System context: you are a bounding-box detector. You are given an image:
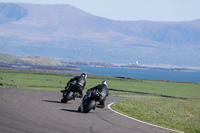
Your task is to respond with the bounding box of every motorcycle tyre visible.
[61,91,73,103]
[61,98,67,103]
[83,100,96,113]
[65,91,74,101]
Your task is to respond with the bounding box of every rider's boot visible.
[61,86,68,93]
[96,102,105,109]
[78,104,83,112]
[77,91,83,98]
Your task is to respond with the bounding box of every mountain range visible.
[0,3,200,67]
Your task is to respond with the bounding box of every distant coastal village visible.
[0,54,193,73]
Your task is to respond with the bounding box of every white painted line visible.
[107,102,183,133]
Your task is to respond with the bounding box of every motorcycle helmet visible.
[102,80,108,86]
[81,73,87,79]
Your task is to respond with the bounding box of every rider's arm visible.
[87,85,99,92]
[69,76,78,82]
[107,88,109,96]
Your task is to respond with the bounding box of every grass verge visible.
[112,98,200,133]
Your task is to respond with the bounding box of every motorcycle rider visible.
[78,80,109,111]
[61,73,87,98]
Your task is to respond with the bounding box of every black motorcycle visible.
[79,91,103,113]
[60,82,82,103]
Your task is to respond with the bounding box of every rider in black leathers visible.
[78,80,109,111]
[61,73,87,98]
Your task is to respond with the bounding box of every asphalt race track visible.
[0,88,179,133]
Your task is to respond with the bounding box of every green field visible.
[1,69,200,98]
[0,69,200,133]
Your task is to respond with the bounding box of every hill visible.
[0,53,81,73]
[0,3,200,67]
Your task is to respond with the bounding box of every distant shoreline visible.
[77,64,194,72]
[0,62,194,73]
[0,53,195,73]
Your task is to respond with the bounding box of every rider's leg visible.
[61,82,70,92]
[97,97,106,108]
[65,82,71,90]
[77,87,83,98]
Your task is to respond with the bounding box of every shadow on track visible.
[42,100,61,103]
[60,109,81,113]
[42,100,75,104]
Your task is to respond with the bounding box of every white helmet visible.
[81,73,87,79]
[102,80,108,86]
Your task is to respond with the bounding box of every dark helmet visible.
[102,80,108,86]
[81,73,87,79]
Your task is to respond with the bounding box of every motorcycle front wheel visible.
[61,91,73,103]
[61,98,67,103]
[83,100,96,113]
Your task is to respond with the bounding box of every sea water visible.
[79,66,200,83]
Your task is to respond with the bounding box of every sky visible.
[0,0,200,22]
